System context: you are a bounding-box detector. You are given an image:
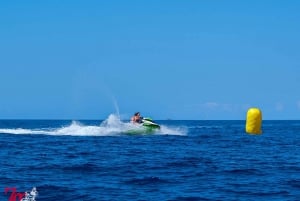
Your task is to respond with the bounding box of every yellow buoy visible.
[246,108,262,134]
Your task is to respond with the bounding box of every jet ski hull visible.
[126,118,160,135]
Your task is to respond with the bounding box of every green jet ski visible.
[127,117,160,135]
[142,117,160,130]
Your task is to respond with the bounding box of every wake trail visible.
[0,114,187,136]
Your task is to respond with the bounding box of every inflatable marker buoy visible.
[246,108,262,134]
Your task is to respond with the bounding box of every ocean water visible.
[0,115,299,201]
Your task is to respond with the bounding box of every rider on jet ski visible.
[131,112,143,124]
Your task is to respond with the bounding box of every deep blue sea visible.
[0,115,299,201]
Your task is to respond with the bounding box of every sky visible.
[0,0,299,120]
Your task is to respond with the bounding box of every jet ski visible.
[127,117,160,135]
[141,117,160,130]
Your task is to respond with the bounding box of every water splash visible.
[112,96,120,120]
[0,114,186,136]
[21,187,38,201]
[159,125,187,136]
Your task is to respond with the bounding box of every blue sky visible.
[0,1,299,120]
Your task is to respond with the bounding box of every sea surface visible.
[0,115,299,201]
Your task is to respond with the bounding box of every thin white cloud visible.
[275,102,284,111]
[200,102,247,112]
[297,101,300,110]
[203,102,219,109]
[222,103,239,112]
